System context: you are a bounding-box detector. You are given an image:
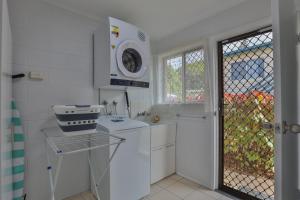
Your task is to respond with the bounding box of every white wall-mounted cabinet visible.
[150,123,176,184]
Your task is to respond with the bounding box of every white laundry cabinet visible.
[150,123,176,184]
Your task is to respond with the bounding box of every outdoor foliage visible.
[165,60,183,102]
[165,58,206,103]
[223,91,275,179]
[185,59,206,102]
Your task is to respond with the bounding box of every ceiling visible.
[44,0,247,41]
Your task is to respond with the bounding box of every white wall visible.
[152,0,272,117]
[272,0,298,198]
[8,0,154,199]
[153,0,271,54]
[7,0,274,197]
[296,8,300,196]
[151,0,272,190]
[0,0,13,199]
[296,0,300,11]
[8,0,99,199]
[99,87,153,118]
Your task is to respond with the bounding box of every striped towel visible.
[11,100,25,200]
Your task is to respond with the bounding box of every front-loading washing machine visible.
[93,17,151,89]
[91,116,150,200]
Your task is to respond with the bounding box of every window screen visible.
[163,48,206,104]
[164,55,183,103]
[231,58,265,81]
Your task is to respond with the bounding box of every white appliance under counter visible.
[150,122,176,184]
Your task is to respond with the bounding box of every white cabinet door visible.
[151,147,166,184]
[151,123,176,148]
[150,123,176,184]
[151,145,176,184]
[166,144,176,176]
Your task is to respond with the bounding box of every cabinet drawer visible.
[151,123,176,148]
[151,144,176,184]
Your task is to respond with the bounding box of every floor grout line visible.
[66,174,236,200]
[151,174,221,200]
[152,174,234,200]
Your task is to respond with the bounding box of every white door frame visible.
[211,1,299,199]
[272,0,298,199]
[0,0,3,195]
[209,17,272,190]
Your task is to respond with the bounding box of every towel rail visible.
[176,113,208,119]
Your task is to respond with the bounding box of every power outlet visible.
[28,71,44,80]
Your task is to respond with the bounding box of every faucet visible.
[137,111,151,117]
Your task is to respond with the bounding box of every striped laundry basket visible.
[11,100,25,200]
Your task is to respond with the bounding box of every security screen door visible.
[218,28,275,200]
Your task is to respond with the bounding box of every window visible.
[231,58,265,81]
[164,55,183,103]
[163,48,206,104]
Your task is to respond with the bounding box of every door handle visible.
[262,121,300,134]
[262,122,281,132]
[262,122,275,130]
[283,121,300,134]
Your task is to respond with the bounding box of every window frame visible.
[161,46,206,104]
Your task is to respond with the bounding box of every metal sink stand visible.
[41,128,125,200]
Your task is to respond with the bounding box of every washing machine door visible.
[116,40,147,79]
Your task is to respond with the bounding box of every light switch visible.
[28,71,44,80]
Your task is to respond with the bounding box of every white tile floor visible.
[66,174,237,200]
[64,191,96,200]
[143,174,236,200]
